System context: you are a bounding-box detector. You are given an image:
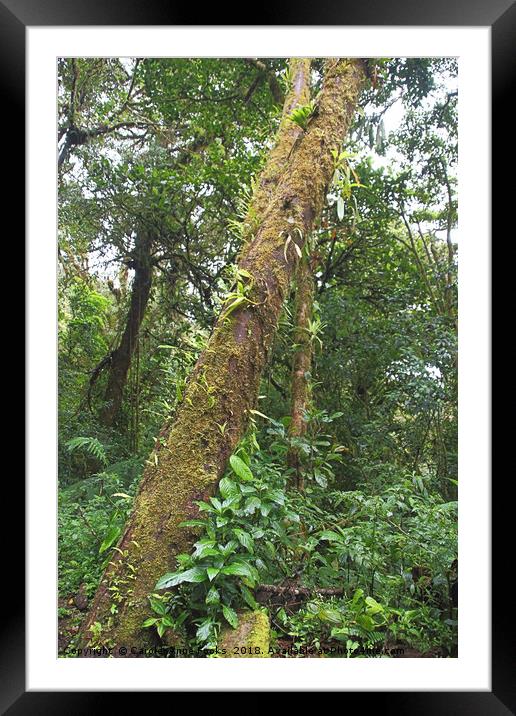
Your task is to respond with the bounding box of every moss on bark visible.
[218,610,270,658]
[246,58,312,228]
[287,257,314,490]
[79,58,367,655]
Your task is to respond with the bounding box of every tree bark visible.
[79,58,366,654]
[101,232,153,427]
[239,58,311,244]
[287,257,315,491]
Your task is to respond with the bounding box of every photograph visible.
[56,55,459,660]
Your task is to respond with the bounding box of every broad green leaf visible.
[318,530,342,543]
[219,477,239,500]
[230,454,254,481]
[233,528,254,552]
[142,618,158,628]
[155,567,206,590]
[244,496,261,514]
[221,561,253,578]
[365,596,384,615]
[196,619,214,642]
[240,585,258,610]
[222,604,239,629]
[219,540,238,557]
[206,586,220,605]
[149,596,167,615]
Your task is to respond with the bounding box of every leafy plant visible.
[65,436,108,467]
[289,101,316,130]
[152,435,299,650]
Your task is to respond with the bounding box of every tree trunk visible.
[245,58,311,230]
[287,257,315,491]
[101,232,153,427]
[79,58,366,654]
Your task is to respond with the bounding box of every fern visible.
[65,436,108,466]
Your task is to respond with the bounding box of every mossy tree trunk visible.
[101,232,153,427]
[287,257,315,491]
[79,58,366,654]
[244,58,311,230]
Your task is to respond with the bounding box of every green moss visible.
[218,610,270,658]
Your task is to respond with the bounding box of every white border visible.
[27,26,490,691]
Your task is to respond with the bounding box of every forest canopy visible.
[58,57,458,658]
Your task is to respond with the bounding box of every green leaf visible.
[207,567,220,581]
[365,596,384,615]
[219,476,239,500]
[149,596,167,615]
[314,471,328,488]
[318,530,342,543]
[240,585,258,609]
[222,604,239,628]
[268,490,285,505]
[229,454,254,481]
[193,539,219,559]
[99,525,121,554]
[209,497,223,512]
[178,519,208,528]
[319,609,343,625]
[222,295,247,319]
[218,540,238,557]
[221,561,253,578]
[142,618,158,628]
[260,502,272,517]
[233,528,254,552]
[249,409,274,422]
[243,496,261,514]
[239,484,257,495]
[206,586,220,605]
[196,618,214,642]
[155,567,206,590]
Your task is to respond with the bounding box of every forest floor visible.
[58,594,86,655]
[57,590,446,658]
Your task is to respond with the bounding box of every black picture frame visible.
[8,0,506,710]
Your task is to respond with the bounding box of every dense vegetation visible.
[58,57,457,658]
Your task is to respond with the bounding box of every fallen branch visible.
[255,584,343,606]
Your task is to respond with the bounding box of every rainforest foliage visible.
[58,57,458,658]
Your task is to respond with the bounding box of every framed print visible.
[7,0,507,709]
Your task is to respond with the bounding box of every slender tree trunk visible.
[79,58,366,653]
[101,233,153,427]
[287,257,314,491]
[246,58,311,228]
